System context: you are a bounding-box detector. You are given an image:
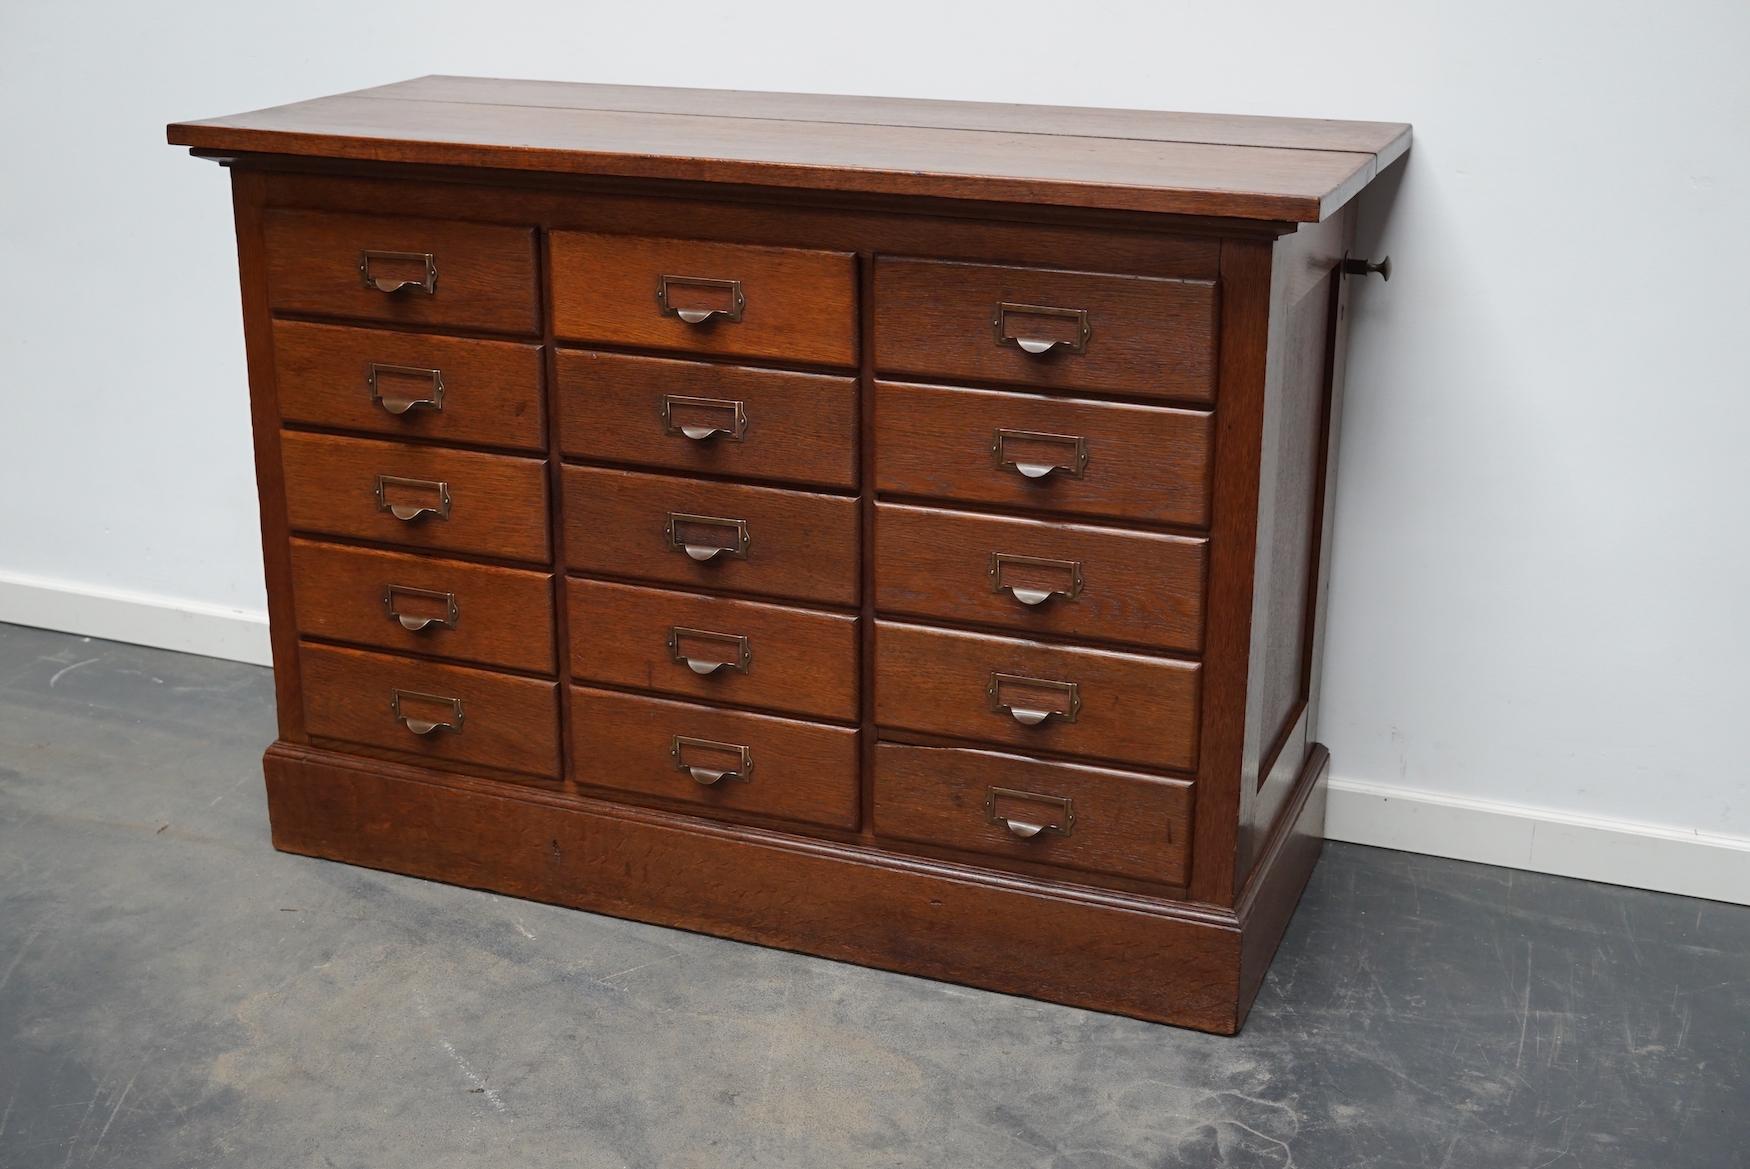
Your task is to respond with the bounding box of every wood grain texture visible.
[571,686,860,830]
[873,259,1217,403]
[873,742,1193,886]
[873,380,1213,528]
[299,643,561,777]
[289,538,555,673]
[874,503,1206,653]
[556,350,857,489]
[874,620,1201,773]
[170,77,1410,222]
[263,210,538,334]
[281,431,550,562]
[549,232,857,366]
[563,466,860,606]
[567,577,858,721]
[274,320,545,450]
[265,743,1246,1031]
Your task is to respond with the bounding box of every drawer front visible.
[550,233,858,367]
[572,686,860,830]
[289,539,555,673]
[873,742,1192,886]
[274,321,545,451]
[874,381,1213,527]
[264,211,539,334]
[563,467,860,607]
[568,578,858,721]
[874,621,1200,773]
[873,259,1217,403]
[301,643,561,778]
[556,350,858,489]
[282,433,550,563]
[875,504,1206,653]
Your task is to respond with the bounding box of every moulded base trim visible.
[0,568,271,665]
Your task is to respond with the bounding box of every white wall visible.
[4,2,1747,885]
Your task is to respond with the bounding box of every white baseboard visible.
[0,569,272,666]
[1326,775,1750,906]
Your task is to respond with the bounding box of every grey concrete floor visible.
[0,622,1745,1168]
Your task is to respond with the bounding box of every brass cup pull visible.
[989,553,1084,607]
[670,735,753,785]
[657,275,746,325]
[664,513,750,563]
[992,428,1089,481]
[382,584,459,632]
[993,302,1091,356]
[986,786,1075,839]
[390,689,464,736]
[368,363,445,415]
[661,394,748,443]
[359,250,438,295]
[375,475,451,522]
[667,627,752,676]
[987,672,1081,727]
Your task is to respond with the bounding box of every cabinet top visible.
[168,76,1409,223]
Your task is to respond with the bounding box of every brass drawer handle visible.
[664,512,750,562]
[987,672,1081,727]
[359,249,438,295]
[390,688,464,736]
[367,363,445,416]
[992,428,1089,481]
[670,735,753,785]
[382,584,459,632]
[667,626,752,676]
[985,786,1075,839]
[993,302,1090,356]
[657,275,746,325]
[989,553,1083,607]
[661,394,748,443]
[374,475,451,522]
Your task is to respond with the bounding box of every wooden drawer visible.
[563,466,860,607]
[556,350,858,489]
[872,259,1217,403]
[571,686,860,830]
[874,621,1200,773]
[873,742,1193,887]
[289,539,555,673]
[264,211,538,334]
[282,433,550,563]
[875,504,1206,653]
[568,578,858,722]
[301,643,561,778]
[874,381,1213,527]
[549,233,857,367]
[273,321,545,451]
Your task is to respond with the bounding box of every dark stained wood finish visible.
[281,431,550,562]
[874,503,1207,653]
[874,381,1213,528]
[263,210,539,334]
[299,643,561,777]
[274,321,545,451]
[180,81,1405,1031]
[873,259,1218,403]
[289,538,554,673]
[171,77,1409,223]
[571,687,860,830]
[563,466,860,607]
[556,350,857,489]
[874,621,1201,773]
[549,233,857,367]
[874,742,1193,886]
[567,578,858,722]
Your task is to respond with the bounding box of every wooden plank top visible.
[169,76,1410,222]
